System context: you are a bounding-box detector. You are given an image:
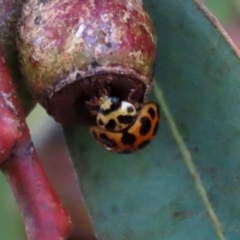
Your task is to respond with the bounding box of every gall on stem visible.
[0,45,72,240]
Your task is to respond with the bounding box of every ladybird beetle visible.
[97,97,138,132]
[91,102,159,153]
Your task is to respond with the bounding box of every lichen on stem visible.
[0,45,72,240]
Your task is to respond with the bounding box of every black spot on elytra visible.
[148,107,155,119]
[153,121,159,136]
[138,140,150,150]
[105,119,117,131]
[117,115,135,124]
[99,133,117,147]
[119,150,133,154]
[121,132,136,145]
[139,117,151,136]
[34,16,41,25]
[98,119,104,126]
[91,61,100,68]
[127,106,134,113]
[100,97,121,115]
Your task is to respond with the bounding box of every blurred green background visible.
[0,0,239,239]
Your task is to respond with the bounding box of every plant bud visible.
[18,0,157,126]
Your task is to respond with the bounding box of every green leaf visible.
[203,0,234,24]
[64,0,240,239]
[0,174,25,240]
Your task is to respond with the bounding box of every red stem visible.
[0,46,72,239]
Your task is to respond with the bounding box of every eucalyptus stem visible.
[0,45,72,240]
